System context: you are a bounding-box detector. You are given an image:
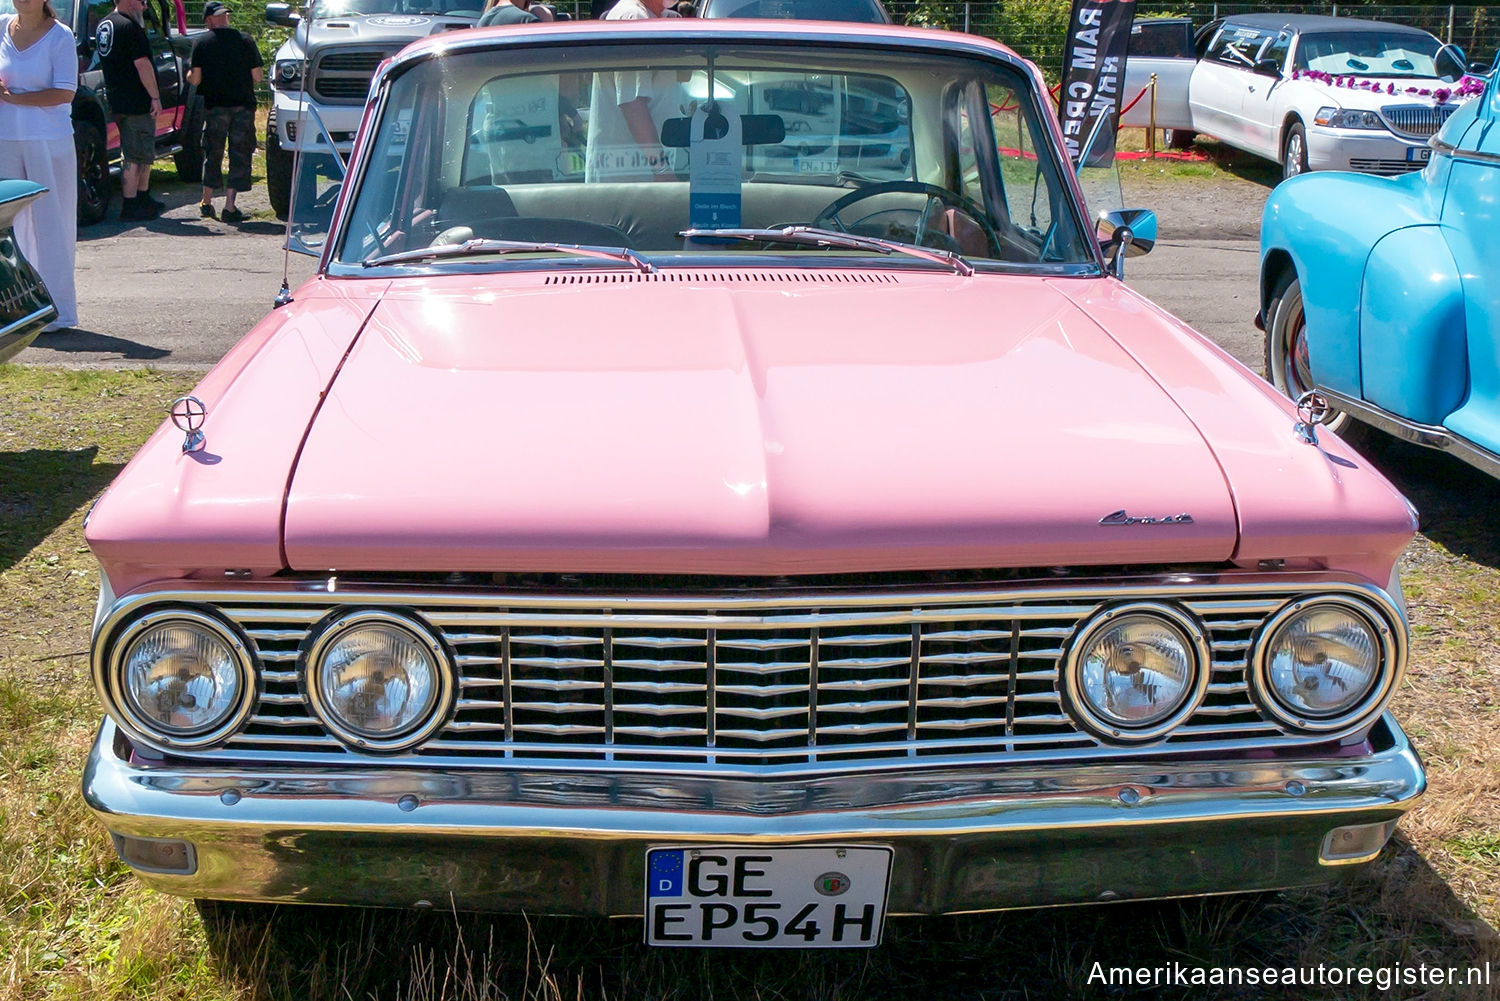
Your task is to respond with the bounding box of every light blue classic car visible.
[0,179,56,363]
[1259,74,1500,478]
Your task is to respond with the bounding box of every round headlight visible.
[111,610,253,746]
[1063,603,1209,742]
[1254,597,1394,731]
[305,611,452,752]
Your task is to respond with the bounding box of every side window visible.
[988,83,1054,246]
[1207,25,1271,70]
[1264,32,1292,72]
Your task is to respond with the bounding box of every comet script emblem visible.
[1099,510,1195,526]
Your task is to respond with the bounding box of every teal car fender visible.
[1259,168,1452,402]
[0,179,57,364]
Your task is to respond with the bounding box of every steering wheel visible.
[812,181,1002,256]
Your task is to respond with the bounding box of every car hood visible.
[281,271,1245,574]
[1293,75,1475,110]
[291,12,475,53]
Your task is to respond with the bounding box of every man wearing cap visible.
[188,0,261,222]
[96,0,163,220]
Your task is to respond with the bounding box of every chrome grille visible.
[112,584,1344,769]
[308,48,392,105]
[1349,158,1424,175]
[1380,103,1457,139]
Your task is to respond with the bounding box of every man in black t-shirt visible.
[188,1,263,223]
[96,0,164,220]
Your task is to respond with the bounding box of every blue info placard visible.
[688,103,743,231]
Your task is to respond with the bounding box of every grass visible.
[2,366,1499,999]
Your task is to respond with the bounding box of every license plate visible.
[795,157,840,174]
[1407,146,1432,162]
[644,846,893,948]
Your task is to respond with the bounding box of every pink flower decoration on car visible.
[1434,88,1452,103]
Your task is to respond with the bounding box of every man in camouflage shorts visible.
[188,1,262,222]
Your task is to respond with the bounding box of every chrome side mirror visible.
[1096,208,1156,278]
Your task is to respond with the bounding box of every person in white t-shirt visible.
[0,0,79,330]
[584,0,679,182]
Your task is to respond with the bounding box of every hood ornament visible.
[1294,390,1332,445]
[1099,510,1194,526]
[170,396,207,453]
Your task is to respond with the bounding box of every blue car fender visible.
[1260,170,1438,398]
[1358,225,1468,426]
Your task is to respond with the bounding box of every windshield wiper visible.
[363,239,654,272]
[679,225,974,276]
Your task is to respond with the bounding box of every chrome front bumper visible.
[84,715,1425,916]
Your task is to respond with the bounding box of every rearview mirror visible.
[265,3,300,26]
[661,114,786,148]
[1096,208,1156,278]
[1253,58,1282,78]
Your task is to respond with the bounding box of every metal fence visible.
[875,3,1500,76]
[235,1,1500,93]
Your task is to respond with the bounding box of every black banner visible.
[1059,0,1137,167]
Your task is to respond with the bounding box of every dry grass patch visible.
[1,367,1498,1000]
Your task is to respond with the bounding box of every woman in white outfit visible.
[0,0,79,330]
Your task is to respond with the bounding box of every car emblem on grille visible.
[1099,509,1194,526]
[815,872,851,896]
[170,395,207,453]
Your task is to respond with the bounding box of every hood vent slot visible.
[544,271,901,286]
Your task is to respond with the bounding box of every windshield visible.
[310,0,480,18]
[700,0,890,22]
[334,41,1094,272]
[1294,29,1459,79]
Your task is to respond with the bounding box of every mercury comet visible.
[81,20,1425,949]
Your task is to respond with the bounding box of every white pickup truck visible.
[1123,12,1481,179]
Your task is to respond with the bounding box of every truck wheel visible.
[1264,268,1369,449]
[74,120,109,226]
[174,91,204,183]
[1164,128,1196,150]
[1282,122,1309,180]
[266,114,293,220]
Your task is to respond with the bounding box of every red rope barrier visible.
[1118,83,1151,118]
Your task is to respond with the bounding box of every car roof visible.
[394,17,1024,68]
[1221,12,1438,36]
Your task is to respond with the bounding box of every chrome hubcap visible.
[1286,136,1304,176]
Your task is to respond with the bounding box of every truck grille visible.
[1380,103,1458,139]
[90,581,1374,770]
[308,48,392,105]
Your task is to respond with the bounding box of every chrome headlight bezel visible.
[1249,595,1399,733]
[106,608,257,749]
[301,609,455,754]
[1061,601,1212,743]
[274,59,304,89]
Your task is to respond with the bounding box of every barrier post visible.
[1148,73,1157,157]
[1447,4,1455,43]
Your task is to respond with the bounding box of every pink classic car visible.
[82,20,1423,948]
